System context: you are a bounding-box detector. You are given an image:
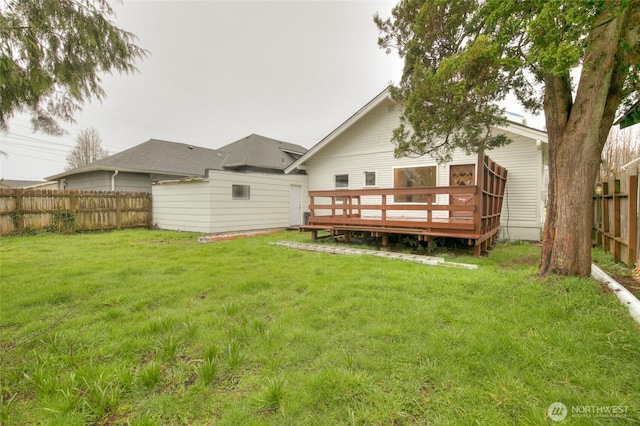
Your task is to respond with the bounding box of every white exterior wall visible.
[304,99,545,241]
[152,180,213,232]
[205,171,308,233]
[485,132,545,241]
[152,171,309,234]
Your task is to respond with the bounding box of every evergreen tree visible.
[376,0,639,276]
[0,0,147,135]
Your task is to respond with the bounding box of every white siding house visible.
[286,88,548,241]
[152,170,308,234]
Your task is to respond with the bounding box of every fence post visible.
[612,179,621,262]
[628,174,638,266]
[602,182,610,252]
[15,189,24,232]
[148,192,153,230]
[116,192,122,230]
[594,189,603,246]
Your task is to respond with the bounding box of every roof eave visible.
[495,121,548,143]
[285,87,393,174]
[46,166,201,181]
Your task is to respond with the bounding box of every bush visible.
[48,211,75,234]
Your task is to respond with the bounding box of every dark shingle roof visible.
[46,139,224,180]
[217,134,307,171]
[0,179,50,188]
[45,135,308,181]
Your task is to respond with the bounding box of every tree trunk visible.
[540,127,601,277]
[539,2,638,276]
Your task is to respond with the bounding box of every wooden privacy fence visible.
[593,173,639,267]
[0,189,152,235]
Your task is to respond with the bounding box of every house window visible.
[364,171,376,187]
[232,184,250,200]
[335,174,348,188]
[394,166,436,203]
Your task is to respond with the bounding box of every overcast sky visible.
[0,0,540,181]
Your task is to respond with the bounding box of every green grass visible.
[1,229,639,424]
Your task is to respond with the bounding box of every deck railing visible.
[308,185,477,232]
[305,154,508,254]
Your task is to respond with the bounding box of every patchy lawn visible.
[1,230,639,425]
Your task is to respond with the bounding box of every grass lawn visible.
[1,229,639,425]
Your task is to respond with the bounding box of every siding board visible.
[151,171,308,234]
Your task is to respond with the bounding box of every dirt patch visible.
[597,281,614,294]
[197,230,278,243]
[610,273,640,297]
[596,266,640,298]
[500,255,540,269]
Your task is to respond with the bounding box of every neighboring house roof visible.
[46,139,225,181]
[615,101,640,128]
[285,87,548,174]
[46,135,309,182]
[621,156,640,171]
[217,134,307,172]
[0,179,55,189]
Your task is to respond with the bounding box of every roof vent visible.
[187,145,194,150]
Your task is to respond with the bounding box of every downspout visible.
[111,170,119,191]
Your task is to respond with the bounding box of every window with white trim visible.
[393,166,436,203]
[335,174,348,188]
[364,171,376,187]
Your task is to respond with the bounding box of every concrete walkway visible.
[273,241,478,270]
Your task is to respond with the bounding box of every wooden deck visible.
[300,154,508,255]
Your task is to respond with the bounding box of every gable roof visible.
[217,134,307,171]
[285,87,548,174]
[46,139,224,181]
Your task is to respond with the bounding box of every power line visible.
[2,131,74,148]
[1,141,69,157]
[1,149,67,163]
[1,131,122,154]
[4,120,128,152]
[82,109,229,145]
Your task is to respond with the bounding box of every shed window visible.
[335,174,348,188]
[394,166,436,203]
[364,171,376,187]
[232,184,250,200]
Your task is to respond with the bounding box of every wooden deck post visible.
[474,153,485,243]
[381,194,387,225]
